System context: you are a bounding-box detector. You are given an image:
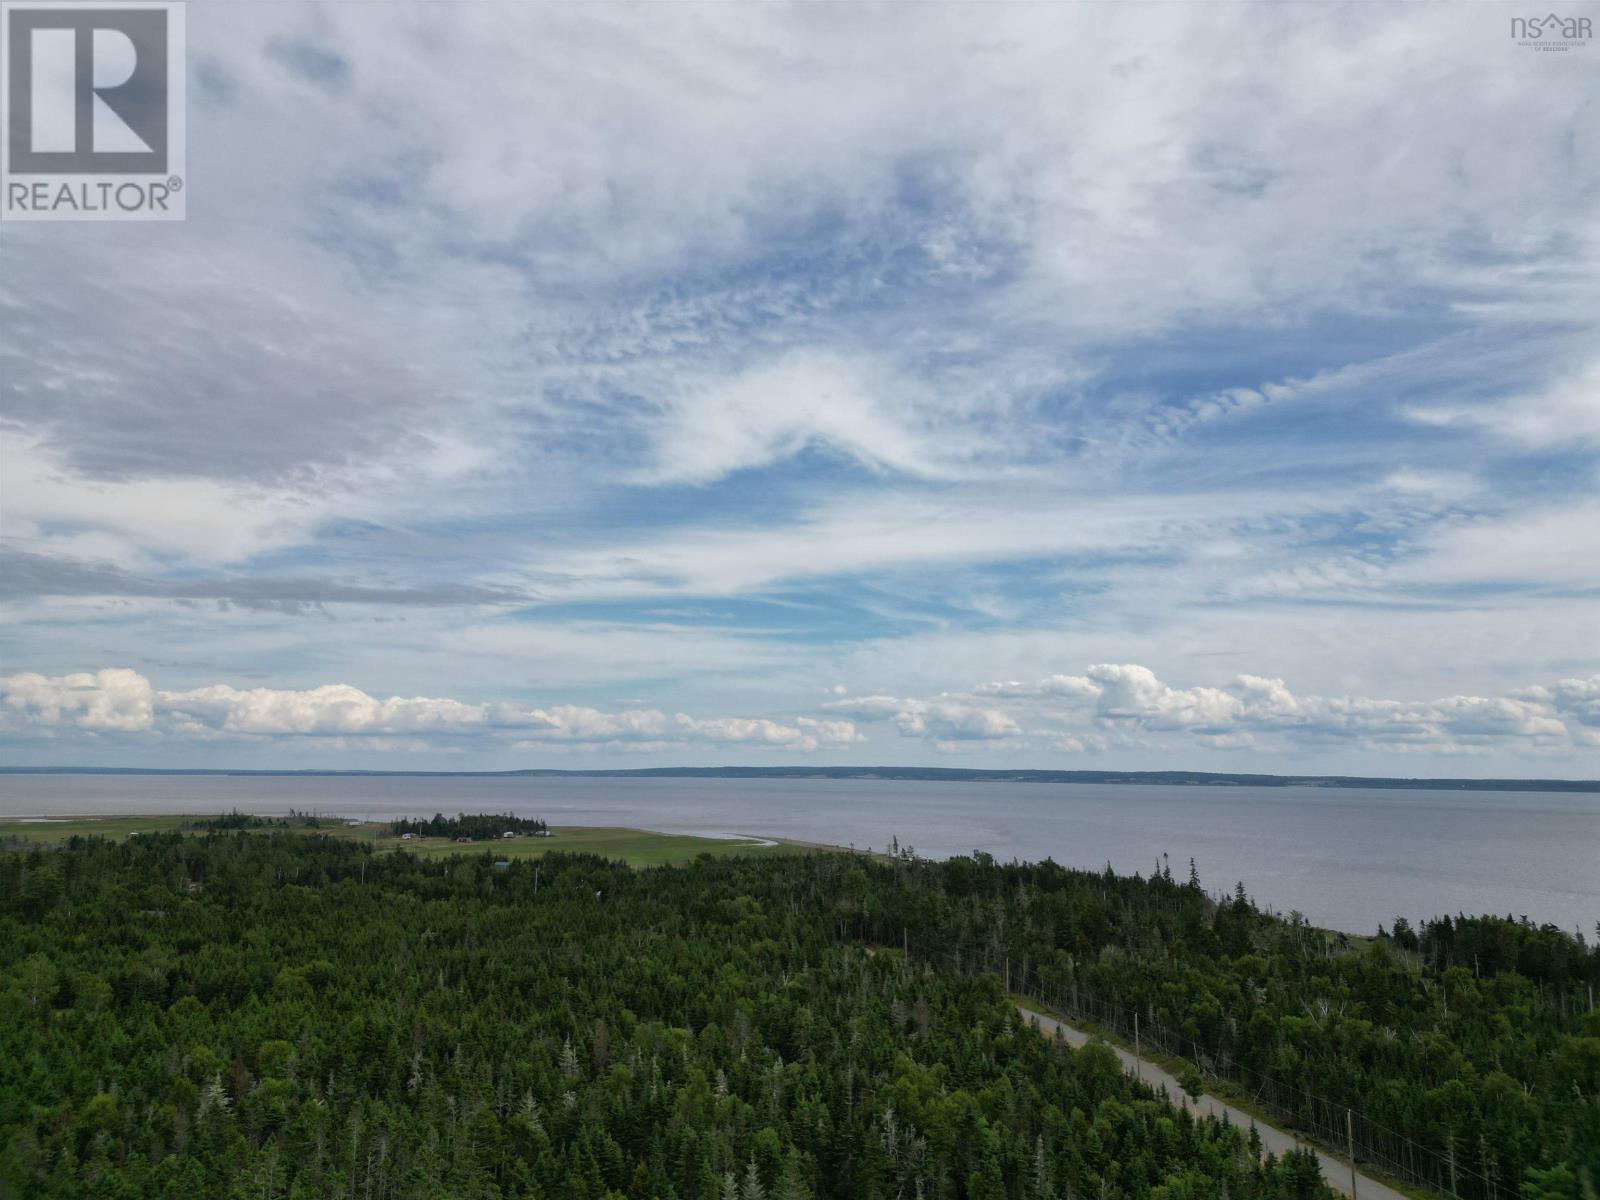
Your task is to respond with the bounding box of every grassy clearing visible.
[398,827,798,867]
[0,815,809,869]
[0,814,197,842]
[289,821,803,866]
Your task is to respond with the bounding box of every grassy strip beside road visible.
[1010,994,1437,1200]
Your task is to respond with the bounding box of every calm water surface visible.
[2,774,1596,935]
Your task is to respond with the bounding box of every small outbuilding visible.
[501,831,516,839]
[455,836,473,844]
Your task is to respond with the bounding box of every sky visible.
[1,2,1597,775]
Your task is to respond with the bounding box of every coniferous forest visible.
[388,813,550,840]
[1,833,1596,1200]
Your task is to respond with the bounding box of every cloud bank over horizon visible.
[3,664,1595,773]
[2,2,1597,774]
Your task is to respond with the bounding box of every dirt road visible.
[1017,1004,1407,1200]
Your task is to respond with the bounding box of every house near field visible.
[345,820,361,827]
[534,829,553,838]
[502,831,516,839]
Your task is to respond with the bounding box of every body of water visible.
[3,773,1596,935]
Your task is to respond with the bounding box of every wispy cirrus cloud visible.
[1405,357,1600,451]
[0,548,528,613]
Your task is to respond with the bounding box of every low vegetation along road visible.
[1017,1005,1405,1200]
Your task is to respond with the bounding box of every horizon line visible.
[1,764,1596,792]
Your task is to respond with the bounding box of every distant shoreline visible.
[1,765,1595,793]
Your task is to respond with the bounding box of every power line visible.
[893,932,1501,1199]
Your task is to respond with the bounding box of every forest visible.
[858,849,1598,1200]
[389,813,550,840]
[0,832,1595,1200]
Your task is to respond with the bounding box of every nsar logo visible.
[2,1,186,221]
[1510,12,1592,50]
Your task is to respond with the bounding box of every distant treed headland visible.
[2,766,1596,792]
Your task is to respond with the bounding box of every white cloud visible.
[0,668,860,753]
[3,660,1594,765]
[888,700,1020,742]
[638,351,956,485]
[0,437,326,570]
[1380,468,1479,502]
[0,669,155,732]
[512,482,1337,602]
[163,683,490,736]
[1083,663,1241,732]
[1518,675,1600,745]
[828,664,1599,757]
[1394,501,1600,591]
[1406,359,1600,449]
[827,684,1068,742]
[1,4,1596,776]
[975,675,1102,701]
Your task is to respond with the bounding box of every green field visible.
[400,826,796,866]
[0,815,806,868]
[0,815,197,843]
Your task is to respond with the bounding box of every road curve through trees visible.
[1016,1005,1407,1200]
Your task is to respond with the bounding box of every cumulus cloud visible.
[828,664,1600,756]
[974,675,1102,701]
[162,684,491,736]
[1,670,861,753]
[823,692,1019,740]
[1516,676,1600,746]
[4,662,1594,764]
[0,670,156,733]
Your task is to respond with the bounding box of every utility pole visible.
[1347,1109,1358,1200]
[1134,1013,1142,1082]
